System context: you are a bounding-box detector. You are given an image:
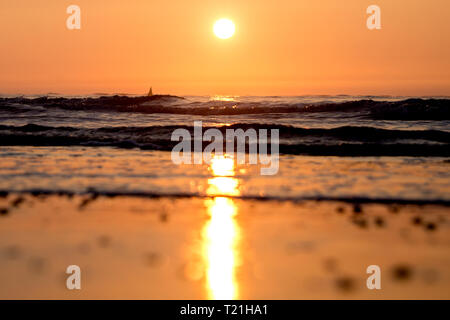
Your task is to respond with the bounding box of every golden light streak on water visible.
[203,155,240,299]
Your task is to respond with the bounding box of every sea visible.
[0,94,449,203]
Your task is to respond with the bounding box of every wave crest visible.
[0,123,448,156]
[1,96,449,119]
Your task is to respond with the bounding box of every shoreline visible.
[1,191,450,206]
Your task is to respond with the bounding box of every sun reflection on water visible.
[210,156,235,176]
[203,155,240,299]
[207,177,240,197]
[210,95,237,102]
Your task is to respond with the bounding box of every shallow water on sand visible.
[0,145,449,299]
[0,195,448,299]
[0,147,448,202]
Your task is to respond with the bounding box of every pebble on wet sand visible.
[4,245,22,259]
[28,257,46,274]
[11,196,25,208]
[412,216,422,225]
[353,204,363,214]
[425,222,437,231]
[392,265,412,281]
[335,276,355,292]
[389,205,400,214]
[323,258,338,273]
[336,206,345,214]
[78,196,97,210]
[352,217,367,228]
[143,252,163,267]
[160,212,168,223]
[98,235,111,248]
[374,216,385,227]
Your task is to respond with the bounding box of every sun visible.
[213,18,235,39]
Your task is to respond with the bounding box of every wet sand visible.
[0,193,448,299]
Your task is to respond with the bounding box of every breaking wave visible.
[0,123,448,156]
[1,95,449,120]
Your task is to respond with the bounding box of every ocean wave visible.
[1,96,449,120]
[0,123,448,156]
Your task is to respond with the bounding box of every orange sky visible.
[1,0,449,96]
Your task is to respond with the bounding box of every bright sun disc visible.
[213,19,235,39]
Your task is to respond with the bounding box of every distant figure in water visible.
[147,87,153,96]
